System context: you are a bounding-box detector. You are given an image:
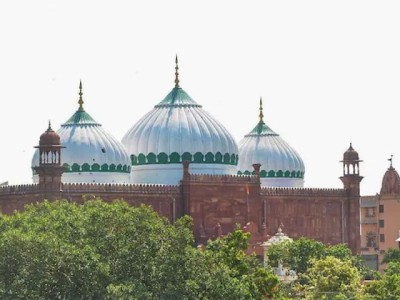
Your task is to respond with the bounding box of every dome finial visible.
[174,55,180,88]
[389,154,394,168]
[46,120,54,132]
[259,97,264,123]
[78,80,84,111]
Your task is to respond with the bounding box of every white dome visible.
[237,101,305,187]
[122,86,238,185]
[32,88,130,184]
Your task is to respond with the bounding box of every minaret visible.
[340,143,363,254]
[340,143,363,195]
[34,122,65,191]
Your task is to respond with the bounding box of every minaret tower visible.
[34,122,64,191]
[340,143,363,253]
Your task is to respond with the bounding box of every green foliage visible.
[364,263,400,300]
[266,237,360,277]
[302,256,363,300]
[0,199,279,299]
[382,248,400,264]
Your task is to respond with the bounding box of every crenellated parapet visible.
[187,173,259,184]
[261,186,346,197]
[0,184,39,194]
[62,183,180,194]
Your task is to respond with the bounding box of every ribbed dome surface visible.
[32,88,130,184]
[237,102,305,187]
[122,86,238,185]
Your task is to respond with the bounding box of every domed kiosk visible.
[122,57,239,185]
[32,82,131,183]
[237,99,305,187]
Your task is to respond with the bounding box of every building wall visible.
[0,172,361,255]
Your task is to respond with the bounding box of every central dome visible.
[122,58,238,184]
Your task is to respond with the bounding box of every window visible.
[366,232,377,248]
[379,205,384,213]
[380,234,385,243]
[366,207,375,217]
[379,220,384,228]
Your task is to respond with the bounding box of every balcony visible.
[361,217,377,224]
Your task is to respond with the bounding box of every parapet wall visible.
[187,174,259,184]
[62,183,180,194]
[261,186,346,197]
[0,183,180,196]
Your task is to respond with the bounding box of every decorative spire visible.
[174,55,180,88]
[78,80,84,111]
[259,97,264,123]
[388,154,393,168]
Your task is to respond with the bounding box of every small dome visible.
[343,143,360,162]
[122,59,238,185]
[39,122,60,146]
[32,83,130,184]
[237,99,305,187]
[381,162,400,194]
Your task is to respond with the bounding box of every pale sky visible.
[1,1,399,196]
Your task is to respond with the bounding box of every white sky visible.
[1,1,399,196]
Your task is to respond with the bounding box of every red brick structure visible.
[0,128,362,255]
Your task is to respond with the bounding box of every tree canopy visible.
[0,199,279,299]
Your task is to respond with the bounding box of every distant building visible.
[360,159,400,272]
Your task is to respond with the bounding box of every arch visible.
[193,152,204,163]
[71,163,80,172]
[82,163,90,172]
[116,164,123,171]
[268,170,275,177]
[122,165,127,172]
[62,163,70,172]
[230,154,236,165]
[101,164,109,171]
[244,170,251,175]
[237,171,243,175]
[138,153,146,165]
[182,152,192,162]
[157,152,168,164]
[284,170,290,178]
[147,152,156,164]
[277,170,283,177]
[223,153,231,164]
[92,163,100,171]
[205,152,214,163]
[169,152,180,163]
[260,170,267,177]
[296,171,301,178]
[215,152,223,163]
[131,155,137,165]
[291,171,296,178]
[109,164,116,171]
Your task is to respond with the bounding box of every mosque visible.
[0,58,362,255]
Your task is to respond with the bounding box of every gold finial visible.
[47,120,52,131]
[175,55,180,88]
[78,80,84,111]
[259,97,264,123]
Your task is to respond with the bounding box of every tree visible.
[381,248,400,264]
[0,199,279,299]
[302,256,363,300]
[266,237,356,276]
